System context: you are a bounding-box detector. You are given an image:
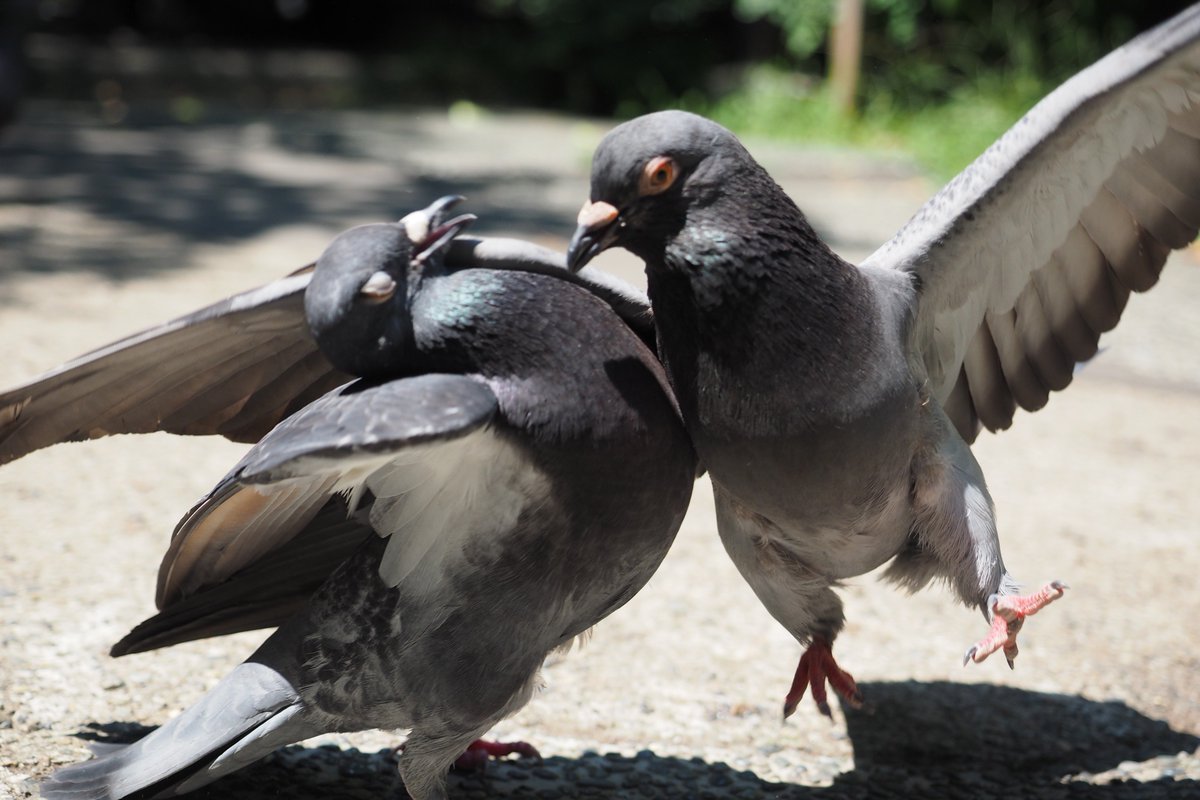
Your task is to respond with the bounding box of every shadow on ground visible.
[0,107,575,283]
[64,682,1199,799]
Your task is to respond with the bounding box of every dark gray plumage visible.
[40,199,696,800]
[0,232,654,465]
[567,6,1200,717]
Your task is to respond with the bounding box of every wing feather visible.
[962,322,1016,432]
[0,274,347,463]
[864,6,1200,441]
[112,496,373,655]
[986,309,1049,412]
[1030,254,1102,361]
[1012,280,1073,392]
[146,373,500,636]
[158,479,335,607]
[215,353,353,442]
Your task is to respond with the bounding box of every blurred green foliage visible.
[28,0,1186,173]
[728,0,1149,107]
[695,0,1179,174]
[689,65,1047,176]
[469,0,1179,173]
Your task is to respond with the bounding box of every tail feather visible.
[174,704,310,794]
[41,662,313,800]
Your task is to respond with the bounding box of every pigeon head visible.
[566,110,761,273]
[305,196,475,379]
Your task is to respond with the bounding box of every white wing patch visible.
[352,427,549,591]
[235,425,547,593]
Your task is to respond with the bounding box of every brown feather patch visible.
[161,487,278,606]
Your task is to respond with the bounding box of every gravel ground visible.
[1,103,1198,800]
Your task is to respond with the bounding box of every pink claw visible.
[452,739,542,772]
[964,580,1067,668]
[783,635,864,720]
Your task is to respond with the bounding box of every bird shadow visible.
[69,681,1199,799]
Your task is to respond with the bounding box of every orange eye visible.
[639,156,677,196]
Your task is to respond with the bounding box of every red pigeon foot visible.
[964,580,1068,668]
[783,635,864,720]
[452,739,542,772]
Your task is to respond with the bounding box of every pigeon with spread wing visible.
[567,6,1200,718]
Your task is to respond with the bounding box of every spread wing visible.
[0,273,349,465]
[861,5,1200,441]
[112,373,502,655]
[0,235,652,464]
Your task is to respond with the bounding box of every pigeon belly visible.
[702,391,920,581]
[712,461,914,581]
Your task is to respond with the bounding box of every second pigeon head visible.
[566,110,767,272]
[305,196,475,379]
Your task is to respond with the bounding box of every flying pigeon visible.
[39,198,696,800]
[567,5,1200,718]
[0,231,654,465]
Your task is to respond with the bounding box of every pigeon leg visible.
[452,739,542,772]
[963,580,1067,668]
[783,635,864,719]
[395,737,541,776]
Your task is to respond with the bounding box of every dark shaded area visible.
[0,0,33,127]
[21,0,759,116]
[835,681,1200,797]
[5,1,1185,121]
[69,682,1200,799]
[0,107,577,285]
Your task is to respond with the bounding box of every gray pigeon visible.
[0,231,653,465]
[40,197,696,800]
[567,6,1200,718]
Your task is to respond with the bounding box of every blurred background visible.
[0,0,1189,174]
[0,0,1190,286]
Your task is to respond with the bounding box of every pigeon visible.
[40,197,696,800]
[0,229,654,465]
[567,5,1200,719]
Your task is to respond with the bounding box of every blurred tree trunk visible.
[828,0,863,117]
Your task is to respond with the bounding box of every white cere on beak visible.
[399,210,431,245]
[360,270,398,303]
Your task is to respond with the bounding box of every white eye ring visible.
[360,270,397,303]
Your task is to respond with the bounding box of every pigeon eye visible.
[639,156,677,196]
[359,270,397,304]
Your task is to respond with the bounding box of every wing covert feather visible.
[153,374,499,611]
